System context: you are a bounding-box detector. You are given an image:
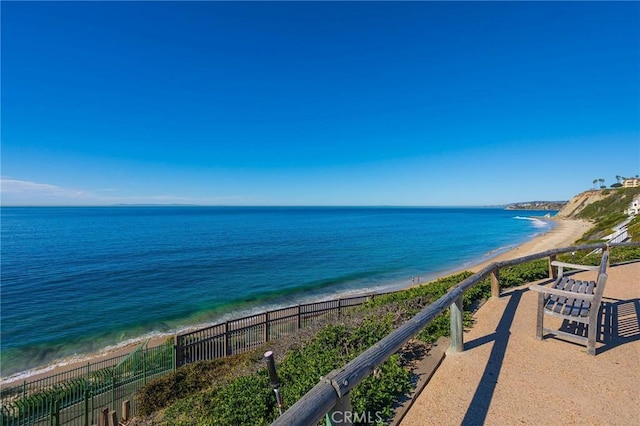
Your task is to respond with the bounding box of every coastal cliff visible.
[556,187,640,242]
[555,190,609,218]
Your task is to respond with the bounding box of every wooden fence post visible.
[490,269,500,299]
[264,312,270,343]
[548,254,557,279]
[297,305,302,330]
[121,400,130,421]
[449,296,464,353]
[100,408,109,426]
[108,410,118,426]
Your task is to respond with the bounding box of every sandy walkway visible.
[1,217,593,388]
[401,261,640,426]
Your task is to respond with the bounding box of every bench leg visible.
[587,325,596,355]
[587,310,598,356]
[536,292,544,340]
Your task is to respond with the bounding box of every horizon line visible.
[0,203,564,209]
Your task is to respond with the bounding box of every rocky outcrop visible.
[555,190,609,218]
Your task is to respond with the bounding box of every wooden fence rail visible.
[272,242,640,426]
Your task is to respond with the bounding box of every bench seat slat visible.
[546,277,571,312]
[575,280,595,317]
[567,280,588,317]
[551,278,578,314]
[563,279,584,315]
[537,278,597,318]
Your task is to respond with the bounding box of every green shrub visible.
[205,373,274,425]
[610,245,640,263]
[497,259,549,287]
[137,353,256,415]
[158,313,410,425]
[364,272,475,310]
[556,246,640,266]
[350,354,412,422]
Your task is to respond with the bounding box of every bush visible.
[497,259,549,287]
[137,354,256,415]
[610,245,640,263]
[157,314,411,425]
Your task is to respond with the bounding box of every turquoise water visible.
[0,206,553,378]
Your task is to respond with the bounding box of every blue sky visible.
[2,1,639,206]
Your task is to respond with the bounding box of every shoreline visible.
[1,217,592,387]
[467,216,591,272]
[403,216,591,288]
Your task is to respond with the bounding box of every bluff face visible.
[555,190,609,218]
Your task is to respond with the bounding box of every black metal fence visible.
[174,293,382,367]
[1,342,174,426]
[1,292,395,425]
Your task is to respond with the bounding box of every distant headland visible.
[505,201,567,211]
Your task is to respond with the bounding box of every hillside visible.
[558,187,640,242]
[555,190,609,218]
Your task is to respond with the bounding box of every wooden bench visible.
[530,251,609,355]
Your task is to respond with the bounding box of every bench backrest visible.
[592,251,609,307]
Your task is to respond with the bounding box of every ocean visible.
[0,206,553,379]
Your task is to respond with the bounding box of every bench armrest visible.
[550,261,600,271]
[530,284,596,301]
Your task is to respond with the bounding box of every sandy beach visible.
[1,217,593,388]
[467,217,592,272]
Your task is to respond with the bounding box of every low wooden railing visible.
[272,241,640,426]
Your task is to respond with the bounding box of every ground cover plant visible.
[556,245,640,266]
[138,313,413,425]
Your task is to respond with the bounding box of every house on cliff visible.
[622,177,640,188]
[626,195,640,215]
